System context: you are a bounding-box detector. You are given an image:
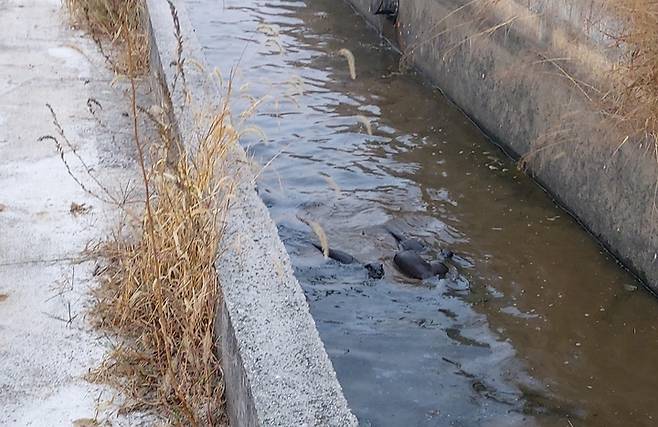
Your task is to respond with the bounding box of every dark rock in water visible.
[365,262,385,279]
[394,250,448,280]
[312,242,356,264]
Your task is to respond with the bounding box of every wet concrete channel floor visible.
[185,0,658,425]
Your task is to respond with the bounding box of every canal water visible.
[185,0,658,425]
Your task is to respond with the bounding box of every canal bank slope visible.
[345,0,658,291]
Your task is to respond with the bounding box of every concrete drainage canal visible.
[184,0,658,425]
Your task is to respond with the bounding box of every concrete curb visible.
[144,1,358,425]
[344,0,658,291]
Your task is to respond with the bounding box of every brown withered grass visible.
[66,0,149,74]
[605,0,658,148]
[91,105,235,425]
[61,1,236,425]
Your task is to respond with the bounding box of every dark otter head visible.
[431,261,449,278]
[365,262,385,279]
[440,249,454,260]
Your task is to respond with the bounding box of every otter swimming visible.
[385,227,453,279]
[365,262,385,279]
[386,227,426,252]
[312,242,357,264]
[393,250,448,280]
[311,242,384,279]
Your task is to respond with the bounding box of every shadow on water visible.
[185,0,658,425]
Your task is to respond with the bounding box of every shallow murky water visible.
[186,0,658,425]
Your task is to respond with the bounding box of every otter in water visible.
[393,250,448,280]
[312,243,357,264]
[387,228,455,261]
[311,243,384,279]
[365,262,385,279]
[386,227,426,252]
[439,248,454,261]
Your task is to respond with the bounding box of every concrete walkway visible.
[0,0,148,424]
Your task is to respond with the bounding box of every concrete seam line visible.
[143,0,358,425]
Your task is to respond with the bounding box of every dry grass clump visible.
[603,0,658,146]
[62,1,236,424]
[92,105,236,424]
[66,0,149,74]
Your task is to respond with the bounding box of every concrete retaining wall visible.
[144,1,358,425]
[345,0,658,291]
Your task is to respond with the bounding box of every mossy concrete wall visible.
[346,0,658,291]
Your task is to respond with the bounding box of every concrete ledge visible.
[144,1,357,425]
[344,0,658,291]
